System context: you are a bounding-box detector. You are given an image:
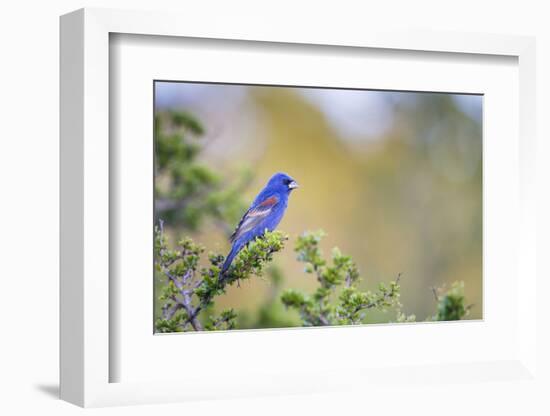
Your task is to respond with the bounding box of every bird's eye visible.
[283,179,291,185]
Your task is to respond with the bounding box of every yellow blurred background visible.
[155,82,482,325]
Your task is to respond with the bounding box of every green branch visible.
[282,231,403,326]
[155,221,287,332]
[430,281,472,321]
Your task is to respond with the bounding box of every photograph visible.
[153,81,483,333]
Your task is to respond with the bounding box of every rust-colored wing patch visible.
[229,195,279,243]
[258,196,278,208]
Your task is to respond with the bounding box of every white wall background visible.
[0,1,548,415]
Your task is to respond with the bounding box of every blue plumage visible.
[221,172,298,276]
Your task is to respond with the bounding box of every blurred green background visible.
[154,81,482,327]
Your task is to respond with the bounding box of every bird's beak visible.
[288,180,299,190]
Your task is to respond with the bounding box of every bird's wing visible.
[229,195,279,243]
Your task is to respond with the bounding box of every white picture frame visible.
[60,7,537,408]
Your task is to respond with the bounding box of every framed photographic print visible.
[60,8,538,408]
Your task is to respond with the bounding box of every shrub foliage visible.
[155,220,287,332]
[281,231,405,326]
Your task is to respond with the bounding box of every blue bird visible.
[220,172,299,277]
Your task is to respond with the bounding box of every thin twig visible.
[157,220,203,331]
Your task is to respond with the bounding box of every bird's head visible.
[266,172,299,194]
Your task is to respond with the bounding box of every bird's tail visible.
[220,242,243,280]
